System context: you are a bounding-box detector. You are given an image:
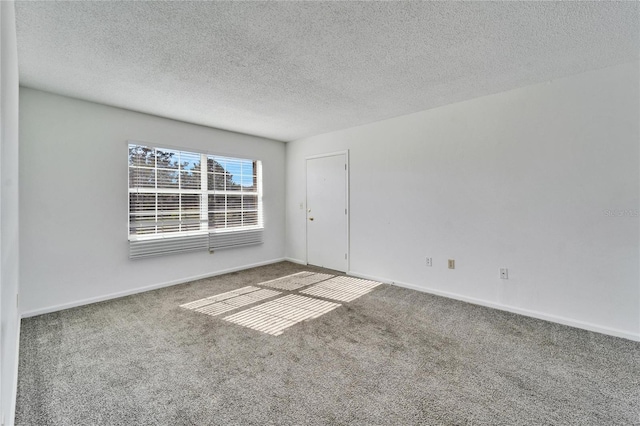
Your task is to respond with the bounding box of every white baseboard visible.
[21,258,286,318]
[349,270,640,342]
[284,257,306,265]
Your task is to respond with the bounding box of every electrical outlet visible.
[500,268,508,279]
[448,259,455,269]
[426,257,432,267]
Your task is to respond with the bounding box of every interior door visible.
[306,153,348,272]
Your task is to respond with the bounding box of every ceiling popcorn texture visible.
[15,1,640,142]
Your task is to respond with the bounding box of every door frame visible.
[305,150,350,272]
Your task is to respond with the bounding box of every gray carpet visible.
[16,262,640,425]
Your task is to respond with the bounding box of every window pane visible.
[243,211,258,226]
[227,195,242,210]
[180,171,201,190]
[207,158,226,173]
[224,159,242,191]
[181,193,200,231]
[225,160,242,190]
[157,214,180,233]
[158,194,180,213]
[181,194,200,212]
[227,212,242,228]
[226,176,241,191]
[182,212,201,231]
[240,174,256,192]
[156,149,179,169]
[129,167,155,188]
[209,194,226,211]
[241,160,255,177]
[129,145,155,167]
[129,215,156,235]
[129,193,156,213]
[157,169,179,188]
[213,173,227,191]
[180,151,201,171]
[242,195,257,210]
[209,212,226,229]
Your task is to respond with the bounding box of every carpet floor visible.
[15,261,640,425]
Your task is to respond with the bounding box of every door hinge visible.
[345,208,347,215]
[344,164,347,170]
[345,253,347,260]
[16,293,19,307]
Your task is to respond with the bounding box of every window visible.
[128,143,263,258]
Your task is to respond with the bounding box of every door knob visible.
[309,217,314,221]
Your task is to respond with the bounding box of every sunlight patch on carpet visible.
[180,288,281,317]
[180,274,382,335]
[257,271,335,290]
[179,286,261,310]
[223,295,341,336]
[300,276,382,302]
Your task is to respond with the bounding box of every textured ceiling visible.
[15,1,640,142]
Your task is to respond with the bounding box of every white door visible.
[306,153,348,272]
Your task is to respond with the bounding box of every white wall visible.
[19,88,286,316]
[286,62,640,341]
[1,1,21,424]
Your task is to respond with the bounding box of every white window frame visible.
[127,142,263,258]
